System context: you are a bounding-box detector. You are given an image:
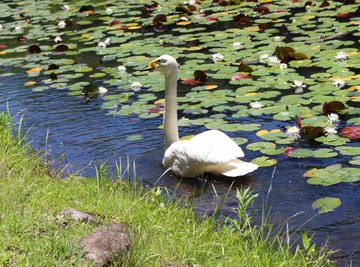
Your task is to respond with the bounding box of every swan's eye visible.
[159,58,167,65]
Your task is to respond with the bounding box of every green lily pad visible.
[251,156,277,167]
[335,146,360,156]
[288,149,314,158]
[313,149,338,158]
[312,197,341,214]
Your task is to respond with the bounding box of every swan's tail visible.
[208,159,258,177]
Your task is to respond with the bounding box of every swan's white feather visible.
[162,129,257,177]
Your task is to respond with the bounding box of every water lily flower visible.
[286,126,301,140]
[273,36,281,41]
[267,56,281,65]
[279,63,287,70]
[131,81,142,92]
[292,80,306,93]
[333,78,345,89]
[260,53,269,62]
[324,126,337,135]
[62,5,70,11]
[211,53,224,62]
[233,42,243,48]
[98,38,110,49]
[98,86,108,95]
[250,101,263,109]
[294,87,304,94]
[293,80,306,88]
[327,113,340,125]
[106,8,113,15]
[54,36,63,43]
[0,24,3,30]
[98,42,106,48]
[14,25,21,31]
[104,38,111,46]
[117,65,127,72]
[58,20,66,29]
[335,51,347,61]
[284,146,294,158]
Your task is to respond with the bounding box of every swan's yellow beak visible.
[146,59,158,71]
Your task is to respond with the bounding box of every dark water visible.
[0,70,359,266]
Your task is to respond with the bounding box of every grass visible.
[0,112,333,266]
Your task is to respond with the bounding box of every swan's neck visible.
[164,71,180,149]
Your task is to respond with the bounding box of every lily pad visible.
[312,197,341,214]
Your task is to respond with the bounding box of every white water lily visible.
[0,24,3,30]
[131,81,142,92]
[333,78,345,89]
[293,80,306,88]
[211,53,224,62]
[104,38,111,45]
[286,126,301,140]
[260,53,269,62]
[267,56,281,65]
[250,101,263,109]
[58,20,66,29]
[279,63,288,70]
[117,65,127,72]
[294,87,304,94]
[233,42,243,48]
[273,36,281,41]
[335,51,347,61]
[98,86,108,95]
[324,126,337,135]
[98,42,106,48]
[14,25,21,31]
[54,36,63,43]
[62,5,70,11]
[106,8,113,15]
[327,113,340,125]
[293,80,306,93]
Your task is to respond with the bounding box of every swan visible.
[146,55,258,178]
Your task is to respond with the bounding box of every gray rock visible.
[80,223,131,267]
[57,208,100,224]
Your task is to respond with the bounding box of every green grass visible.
[0,112,333,266]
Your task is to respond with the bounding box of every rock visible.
[80,223,131,267]
[57,208,100,224]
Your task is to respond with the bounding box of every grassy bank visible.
[0,113,332,266]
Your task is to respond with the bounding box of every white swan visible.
[146,55,258,178]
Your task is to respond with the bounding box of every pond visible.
[0,0,360,265]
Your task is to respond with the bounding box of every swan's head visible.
[146,55,178,77]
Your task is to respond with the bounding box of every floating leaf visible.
[335,146,360,156]
[313,149,338,158]
[312,197,341,214]
[323,101,346,115]
[251,156,277,167]
[288,149,314,158]
[28,44,41,54]
[300,126,324,140]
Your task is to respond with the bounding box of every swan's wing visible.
[206,159,258,177]
[187,129,244,164]
[163,130,250,177]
